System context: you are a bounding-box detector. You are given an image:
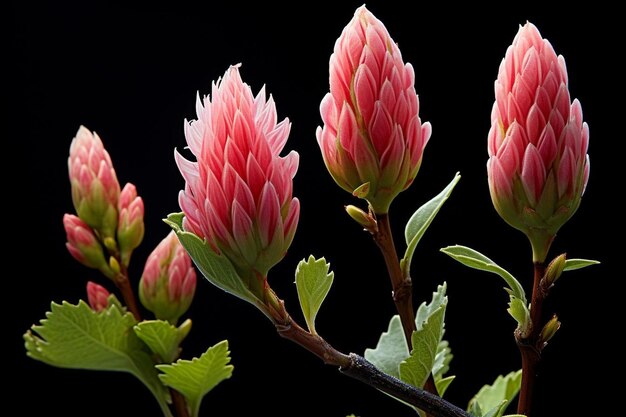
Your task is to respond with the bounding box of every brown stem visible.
[372,213,438,400]
[277,319,351,367]
[113,267,142,321]
[516,262,546,417]
[275,316,470,417]
[372,214,416,346]
[171,389,190,417]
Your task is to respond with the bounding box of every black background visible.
[10,1,620,416]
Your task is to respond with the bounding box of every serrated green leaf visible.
[401,173,461,276]
[157,340,233,417]
[433,340,455,396]
[165,213,268,316]
[467,370,522,417]
[295,255,334,335]
[364,315,408,379]
[563,258,600,271]
[441,245,526,303]
[436,375,456,397]
[432,340,453,379]
[24,301,171,416]
[134,319,191,364]
[399,283,448,392]
[507,296,531,336]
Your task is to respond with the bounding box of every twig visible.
[372,213,439,397]
[276,318,470,417]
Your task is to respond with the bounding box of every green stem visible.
[516,262,546,416]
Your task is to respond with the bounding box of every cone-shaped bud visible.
[317,6,431,214]
[68,126,121,240]
[487,23,589,261]
[139,232,197,323]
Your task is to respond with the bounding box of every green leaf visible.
[467,370,522,417]
[563,258,600,271]
[440,245,526,303]
[295,255,334,334]
[399,283,448,391]
[432,340,453,379]
[432,340,455,396]
[507,296,531,337]
[24,301,172,416]
[364,315,408,379]
[157,340,234,417]
[436,375,456,397]
[134,319,191,364]
[401,173,461,276]
[482,402,509,417]
[165,213,268,316]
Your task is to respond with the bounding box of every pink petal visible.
[258,183,280,247]
[557,147,576,198]
[233,174,256,218]
[338,102,359,154]
[379,79,396,116]
[537,124,557,168]
[526,104,547,145]
[246,154,266,202]
[380,125,405,183]
[354,64,377,124]
[231,201,254,249]
[265,118,291,155]
[369,102,393,157]
[581,155,590,195]
[283,197,300,244]
[488,157,513,199]
[521,144,547,205]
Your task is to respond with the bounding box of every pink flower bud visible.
[176,65,300,283]
[139,232,197,323]
[63,214,114,278]
[317,6,431,214]
[487,23,590,261]
[68,126,121,240]
[86,281,110,312]
[117,183,145,266]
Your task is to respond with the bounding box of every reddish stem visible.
[171,390,190,417]
[516,262,546,417]
[113,266,142,321]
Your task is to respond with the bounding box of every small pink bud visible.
[68,126,121,240]
[176,65,299,288]
[139,232,197,323]
[317,6,431,214]
[63,214,114,278]
[86,281,110,312]
[487,23,589,261]
[117,183,145,266]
